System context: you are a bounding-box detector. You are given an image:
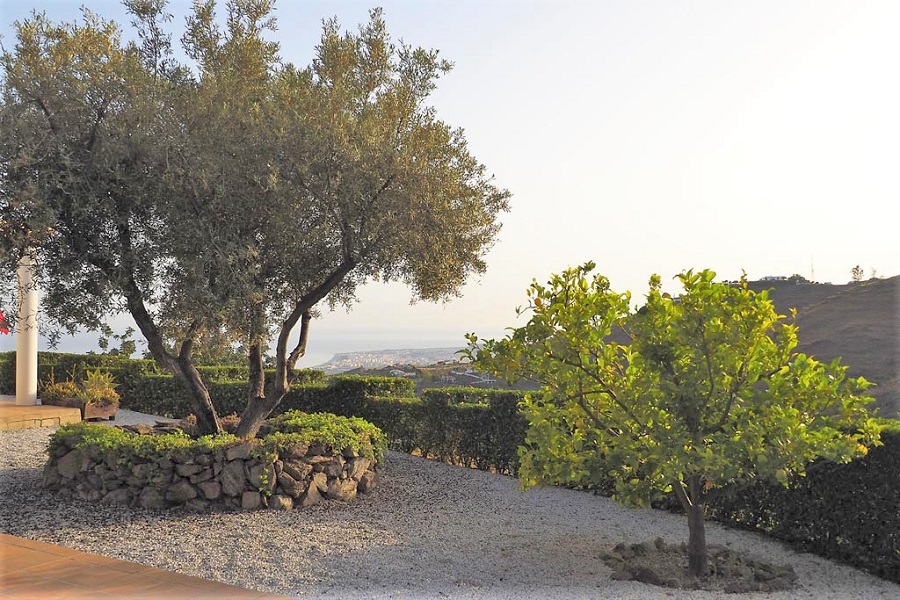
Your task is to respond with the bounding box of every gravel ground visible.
[1,409,898,599]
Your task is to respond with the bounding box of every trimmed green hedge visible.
[0,351,161,395]
[116,373,522,474]
[417,388,526,474]
[698,427,900,583]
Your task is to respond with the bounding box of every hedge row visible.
[0,351,326,395]
[701,428,900,583]
[314,388,527,474]
[0,351,160,394]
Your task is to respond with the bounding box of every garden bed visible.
[41,411,384,511]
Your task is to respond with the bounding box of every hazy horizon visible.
[2,0,898,363]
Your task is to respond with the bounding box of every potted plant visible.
[41,368,120,421]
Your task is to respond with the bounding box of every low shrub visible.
[264,410,387,463]
[48,409,385,467]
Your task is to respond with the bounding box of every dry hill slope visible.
[786,276,899,418]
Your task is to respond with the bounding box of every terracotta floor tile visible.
[0,550,68,573]
[0,534,291,599]
[16,557,87,579]
[101,559,158,575]
[0,572,54,590]
[0,577,87,600]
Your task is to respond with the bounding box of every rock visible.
[276,471,307,498]
[342,447,359,459]
[249,463,276,494]
[221,460,248,497]
[197,480,222,500]
[183,498,210,512]
[306,443,328,456]
[103,450,119,470]
[300,483,322,507]
[175,463,204,477]
[320,459,343,478]
[103,488,133,506]
[42,463,60,488]
[157,459,175,470]
[139,487,166,510]
[194,453,212,466]
[269,494,293,510]
[213,461,224,477]
[283,460,312,481]
[347,458,371,481]
[273,460,283,477]
[130,463,151,481]
[326,478,357,501]
[150,472,172,485]
[631,542,653,557]
[104,478,123,490]
[312,472,328,493]
[357,471,376,494]
[125,423,154,435]
[281,442,309,459]
[171,449,193,464]
[84,473,103,490]
[241,491,262,510]
[56,450,84,479]
[189,468,214,484]
[80,488,103,502]
[225,443,253,461]
[165,480,198,503]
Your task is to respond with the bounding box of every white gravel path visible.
[1,408,898,599]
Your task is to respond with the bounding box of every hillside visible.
[698,278,897,417]
[746,280,853,312]
[787,277,898,417]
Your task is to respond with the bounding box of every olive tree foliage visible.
[0,0,510,437]
[466,264,881,577]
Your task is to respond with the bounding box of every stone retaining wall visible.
[42,439,377,511]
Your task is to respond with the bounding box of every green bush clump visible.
[265,410,386,463]
[48,410,385,466]
[47,422,240,463]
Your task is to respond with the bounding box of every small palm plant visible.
[42,367,120,417]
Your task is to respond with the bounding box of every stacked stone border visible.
[43,437,377,511]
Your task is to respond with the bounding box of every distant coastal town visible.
[313,347,464,374]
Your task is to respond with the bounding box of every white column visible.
[16,252,38,406]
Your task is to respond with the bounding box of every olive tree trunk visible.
[125,282,222,435]
[237,260,355,439]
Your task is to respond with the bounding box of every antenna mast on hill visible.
[810,257,815,282]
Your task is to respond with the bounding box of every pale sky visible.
[1,1,898,366]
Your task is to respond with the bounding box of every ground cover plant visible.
[0,0,509,438]
[466,264,883,589]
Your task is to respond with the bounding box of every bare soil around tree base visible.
[601,538,798,593]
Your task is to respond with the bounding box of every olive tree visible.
[0,0,509,437]
[466,264,881,578]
